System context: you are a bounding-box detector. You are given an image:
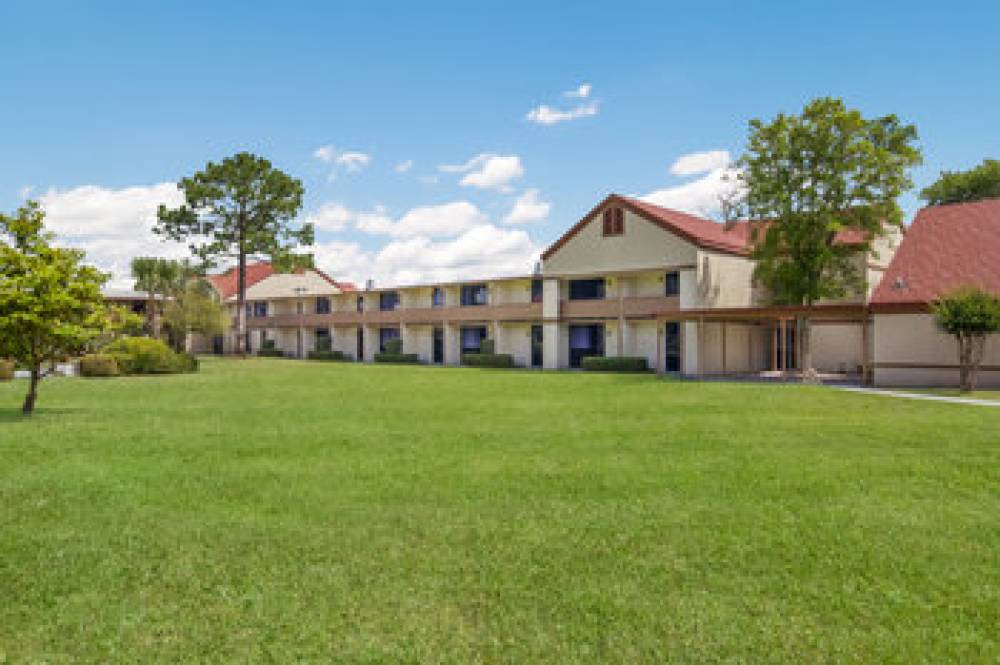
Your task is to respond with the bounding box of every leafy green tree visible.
[162,280,227,352]
[920,159,1000,206]
[0,202,121,415]
[931,288,1000,393]
[154,152,311,355]
[734,97,922,380]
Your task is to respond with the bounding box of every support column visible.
[444,322,459,366]
[697,317,705,378]
[721,322,728,375]
[656,323,663,375]
[543,322,560,369]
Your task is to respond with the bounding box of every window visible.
[602,207,624,236]
[461,326,487,354]
[315,297,331,314]
[531,279,543,303]
[665,271,680,297]
[568,278,605,301]
[432,287,445,308]
[380,291,399,311]
[356,296,364,313]
[665,322,681,372]
[252,301,268,318]
[379,327,399,352]
[315,327,331,352]
[460,284,488,307]
[568,324,604,368]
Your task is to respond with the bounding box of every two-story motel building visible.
[200,194,1000,388]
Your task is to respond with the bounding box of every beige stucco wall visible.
[544,209,698,276]
[331,325,358,360]
[402,324,434,363]
[811,323,863,373]
[696,251,758,309]
[874,313,1000,388]
[495,322,533,367]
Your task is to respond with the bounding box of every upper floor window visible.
[431,287,445,308]
[460,284,488,307]
[356,296,364,313]
[380,292,399,311]
[315,297,331,314]
[252,301,268,318]
[602,207,625,236]
[531,279,543,303]
[569,279,605,301]
[665,271,680,297]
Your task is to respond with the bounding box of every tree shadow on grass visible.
[0,407,79,423]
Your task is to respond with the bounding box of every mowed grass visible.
[1,359,998,663]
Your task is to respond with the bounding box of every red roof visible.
[871,198,1000,308]
[206,261,358,298]
[542,194,869,261]
[206,262,274,299]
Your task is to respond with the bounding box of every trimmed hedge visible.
[462,353,514,368]
[383,338,403,354]
[479,338,496,355]
[257,340,285,358]
[0,359,14,381]
[103,337,198,375]
[79,354,120,377]
[581,356,649,372]
[308,350,350,362]
[374,352,420,364]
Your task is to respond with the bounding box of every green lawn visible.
[1,359,998,663]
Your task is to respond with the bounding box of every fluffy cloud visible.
[641,150,743,218]
[310,224,540,288]
[395,159,413,173]
[669,150,732,177]
[440,153,524,192]
[503,188,550,224]
[354,201,488,238]
[526,102,598,126]
[304,202,355,231]
[564,83,592,99]
[37,183,188,288]
[313,145,372,180]
[18,185,34,199]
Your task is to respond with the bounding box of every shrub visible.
[479,338,496,355]
[308,350,349,362]
[104,337,182,374]
[173,352,200,373]
[0,359,14,381]
[581,356,648,372]
[374,352,420,364]
[462,353,514,368]
[383,338,403,354]
[315,336,333,353]
[79,354,120,377]
[257,339,285,358]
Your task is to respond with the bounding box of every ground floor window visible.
[531,325,543,367]
[461,326,487,354]
[433,327,444,363]
[665,322,681,372]
[569,324,604,368]
[379,327,400,352]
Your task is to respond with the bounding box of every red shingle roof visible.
[206,262,274,299]
[206,262,358,298]
[871,198,1000,308]
[542,194,869,261]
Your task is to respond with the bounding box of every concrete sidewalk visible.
[835,386,1000,407]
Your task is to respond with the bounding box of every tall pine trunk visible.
[236,249,247,357]
[22,365,40,416]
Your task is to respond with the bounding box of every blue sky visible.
[2,1,998,286]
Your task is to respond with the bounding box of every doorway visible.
[531,325,543,367]
[356,327,364,362]
[433,327,444,364]
[568,324,604,368]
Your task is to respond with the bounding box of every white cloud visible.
[313,145,372,179]
[310,224,540,288]
[313,145,335,163]
[358,201,487,238]
[395,159,414,173]
[419,174,439,185]
[17,185,34,199]
[37,183,188,288]
[669,150,732,177]
[526,101,599,126]
[440,153,524,192]
[304,202,355,231]
[336,151,372,172]
[564,83,592,99]
[641,151,743,218]
[503,188,550,224]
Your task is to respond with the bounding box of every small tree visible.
[0,202,121,415]
[921,159,1000,206]
[162,280,227,352]
[931,289,1000,393]
[155,152,311,355]
[734,97,921,380]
